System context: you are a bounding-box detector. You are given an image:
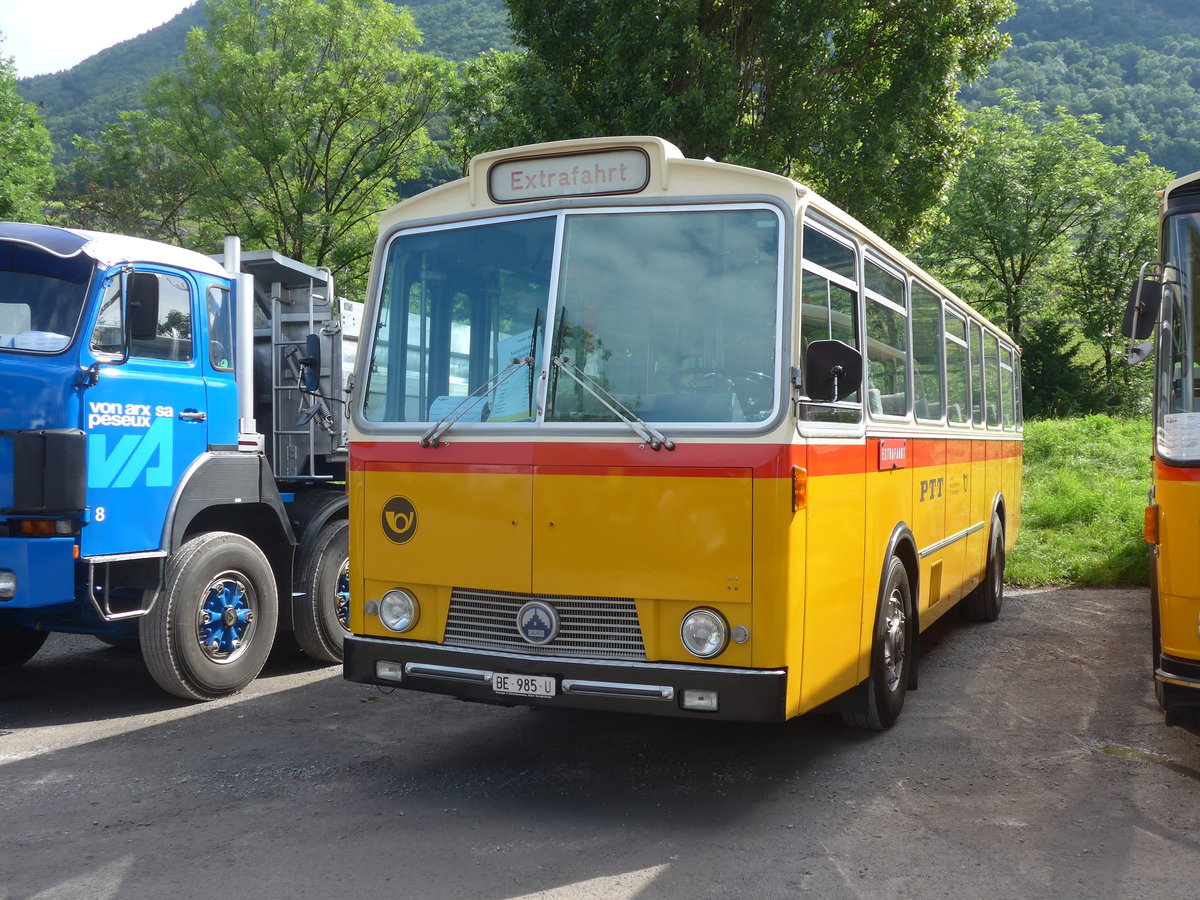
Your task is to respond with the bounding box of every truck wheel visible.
[140,532,278,700]
[843,556,912,730]
[293,519,350,664]
[0,625,48,667]
[962,514,1005,622]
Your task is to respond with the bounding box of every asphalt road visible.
[2,586,1198,899]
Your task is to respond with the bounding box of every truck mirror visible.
[301,333,322,393]
[1122,277,1162,341]
[127,272,160,342]
[804,339,862,403]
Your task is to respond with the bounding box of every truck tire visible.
[962,514,1005,622]
[140,531,278,700]
[0,625,48,667]
[843,556,912,730]
[293,519,350,664]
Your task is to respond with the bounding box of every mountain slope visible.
[960,0,1200,177]
[18,0,511,160]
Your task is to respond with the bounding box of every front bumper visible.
[1156,653,1200,727]
[344,635,788,722]
[0,537,76,610]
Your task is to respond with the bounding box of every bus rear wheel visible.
[844,556,912,730]
[963,514,1005,622]
[140,532,278,700]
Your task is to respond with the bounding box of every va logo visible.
[381,496,418,544]
[88,417,173,488]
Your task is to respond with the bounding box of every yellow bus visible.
[1125,168,1200,727]
[343,136,1023,727]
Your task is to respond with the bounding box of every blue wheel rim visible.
[196,571,257,663]
[335,560,350,632]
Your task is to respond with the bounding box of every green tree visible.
[1058,151,1169,414]
[0,43,54,221]
[69,0,455,296]
[465,0,1013,246]
[915,95,1120,340]
[59,111,197,242]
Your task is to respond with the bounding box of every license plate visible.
[492,672,556,698]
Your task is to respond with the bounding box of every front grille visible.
[444,588,646,660]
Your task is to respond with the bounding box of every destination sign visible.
[488,148,650,203]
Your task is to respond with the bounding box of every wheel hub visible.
[881,589,906,693]
[196,574,256,663]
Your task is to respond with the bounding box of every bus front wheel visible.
[843,556,912,730]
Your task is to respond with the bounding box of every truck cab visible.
[0,223,352,699]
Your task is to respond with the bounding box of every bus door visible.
[910,283,949,612]
[797,221,867,708]
[943,308,974,601]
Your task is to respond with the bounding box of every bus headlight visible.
[379,589,419,633]
[0,570,15,600]
[680,608,728,659]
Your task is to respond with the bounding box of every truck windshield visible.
[0,243,94,354]
[1156,210,1200,459]
[361,205,782,427]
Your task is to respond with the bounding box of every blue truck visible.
[0,223,351,699]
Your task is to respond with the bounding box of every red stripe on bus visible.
[1155,461,1200,481]
[351,438,1021,478]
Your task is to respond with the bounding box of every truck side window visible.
[129,273,193,362]
[207,285,234,371]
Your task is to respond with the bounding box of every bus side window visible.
[984,331,1001,427]
[970,321,985,426]
[1001,345,1016,429]
[800,222,861,424]
[944,309,970,424]
[911,282,944,422]
[865,258,909,419]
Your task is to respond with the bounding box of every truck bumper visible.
[344,635,788,722]
[0,537,77,610]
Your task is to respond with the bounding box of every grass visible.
[1008,414,1153,587]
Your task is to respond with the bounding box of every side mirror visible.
[127,272,160,342]
[1122,277,1162,341]
[803,339,862,403]
[300,333,322,393]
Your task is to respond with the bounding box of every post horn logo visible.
[381,496,418,544]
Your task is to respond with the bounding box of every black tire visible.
[962,514,1005,623]
[293,519,350,664]
[0,625,48,667]
[140,532,278,700]
[843,556,912,730]
[1150,545,1164,706]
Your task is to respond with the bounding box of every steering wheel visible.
[669,368,772,393]
[668,368,774,418]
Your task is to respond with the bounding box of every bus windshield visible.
[361,205,782,427]
[1156,210,1200,458]
[0,243,94,354]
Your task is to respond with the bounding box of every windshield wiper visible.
[551,356,675,451]
[420,356,533,447]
